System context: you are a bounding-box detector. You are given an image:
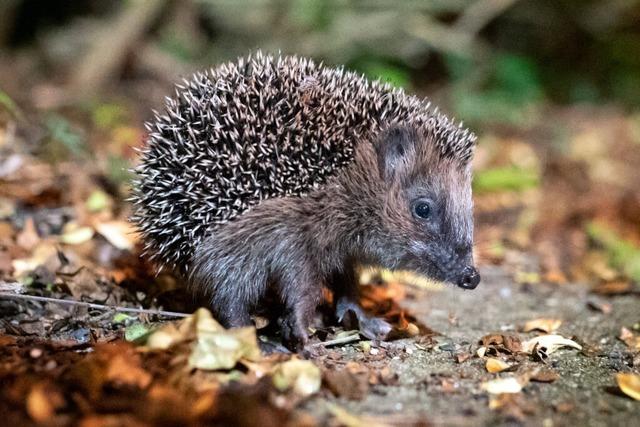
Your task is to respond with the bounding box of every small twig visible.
[0,292,189,318]
[308,332,362,348]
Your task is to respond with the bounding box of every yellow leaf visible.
[272,359,321,396]
[616,373,640,401]
[486,358,510,373]
[144,308,261,370]
[326,404,391,427]
[95,220,136,251]
[59,224,94,245]
[523,318,562,333]
[481,377,525,394]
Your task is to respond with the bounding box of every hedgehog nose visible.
[457,266,480,289]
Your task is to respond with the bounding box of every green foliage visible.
[106,154,135,187]
[112,313,134,324]
[158,30,196,62]
[0,89,23,119]
[350,57,411,89]
[587,223,640,282]
[44,114,87,160]
[91,103,128,130]
[448,54,544,126]
[125,322,152,342]
[86,190,111,212]
[473,166,539,194]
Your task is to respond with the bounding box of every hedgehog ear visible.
[376,125,416,182]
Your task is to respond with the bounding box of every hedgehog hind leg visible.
[330,265,393,341]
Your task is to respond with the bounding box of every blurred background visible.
[1,0,640,297]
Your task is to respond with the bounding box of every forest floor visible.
[1,259,639,426]
[306,264,640,426]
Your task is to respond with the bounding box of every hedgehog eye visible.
[412,200,432,220]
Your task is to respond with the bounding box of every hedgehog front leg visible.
[331,265,392,340]
[277,269,322,351]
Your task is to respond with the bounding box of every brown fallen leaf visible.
[26,382,65,423]
[586,299,613,314]
[553,401,575,413]
[11,241,59,278]
[522,318,562,334]
[616,373,640,400]
[327,404,391,427]
[486,358,511,373]
[456,351,472,363]
[591,280,634,295]
[106,353,152,389]
[16,217,39,250]
[479,334,522,354]
[67,342,151,401]
[488,393,535,421]
[441,378,458,394]
[323,368,369,400]
[529,367,559,383]
[619,327,640,351]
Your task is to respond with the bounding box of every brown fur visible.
[188,125,478,350]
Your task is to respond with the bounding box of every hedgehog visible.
[132,52,480,350]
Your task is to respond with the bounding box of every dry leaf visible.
[488,393,535,421]
[456,352,472,363]
[486,358,511,373]
[324,368,369,400]
[523,318,562,334]
[553,401,574,413]
[59,224,94,245]
[145,308,261,370]
[521,334,582,355]
[11,242,58,277]
[616,373,640,400]
[591,280,633,295]
[481,377,526,394]
[327,404,391,427]
[529,367,559,383]
[619,327,640,351]
[586,300,612,314]
[479,334,522,353]
[16,217,39,250]
[95,220,136,251]
[26,383,64,423]
[272,359,321,396]
[106,354,152,388]
[190,325,260,370]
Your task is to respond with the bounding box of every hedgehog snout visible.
[455,265,481,289]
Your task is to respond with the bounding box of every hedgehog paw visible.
[280,314,309,352]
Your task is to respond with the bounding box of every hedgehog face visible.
[375,125,480,289]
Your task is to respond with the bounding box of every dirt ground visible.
[1,257,639,426]
[304,264,640,426]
